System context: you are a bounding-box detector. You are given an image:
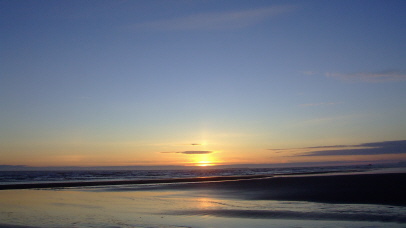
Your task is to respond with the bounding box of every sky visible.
[1,0,406,168]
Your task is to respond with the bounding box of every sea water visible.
[0,164,391,185]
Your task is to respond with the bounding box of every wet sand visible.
[150,172,406,206]
[0,172,405,227]
[90,172,406,206]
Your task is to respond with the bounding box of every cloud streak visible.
[161,151,213,155]
[299,102,342,107]
[134,5,296,31]
[269,140,406,156]
[269,145,355,154]
[326,70,406,82]
[292,140,406,156]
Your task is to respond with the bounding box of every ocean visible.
[0,164,380,185]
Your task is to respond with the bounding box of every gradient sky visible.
[1,0,405,167]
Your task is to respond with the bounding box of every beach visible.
[0,171,405,227]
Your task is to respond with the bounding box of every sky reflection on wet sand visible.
[0,186,405,228]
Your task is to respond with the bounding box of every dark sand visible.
[149,172,406,206]
[2,172,404,206]
[0,173,406,206]
[88,172,406,206]
[167,208,406,223]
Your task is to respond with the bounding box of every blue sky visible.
[1,0,405,167]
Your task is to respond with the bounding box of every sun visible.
[196,161,215,167]
[190,154,219,167]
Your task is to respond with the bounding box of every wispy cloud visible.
[299,102,342,107]
[269,145,355,154]
[134,5,296,31]
[161,151,213,155]
[325,70,406,83]
[270,140,406,156]
[292,114,362,127]
[300,71,317,76]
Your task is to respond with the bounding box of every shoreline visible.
[2,166,404,190]
[1,171,405,206]
[115,172,406,206]
[0,174,271,190]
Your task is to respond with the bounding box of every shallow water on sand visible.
[0,187,405,228]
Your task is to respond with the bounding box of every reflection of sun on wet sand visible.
[0,171,405,227]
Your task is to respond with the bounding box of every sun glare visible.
[196,161,215,167]
[191,154,219,167]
